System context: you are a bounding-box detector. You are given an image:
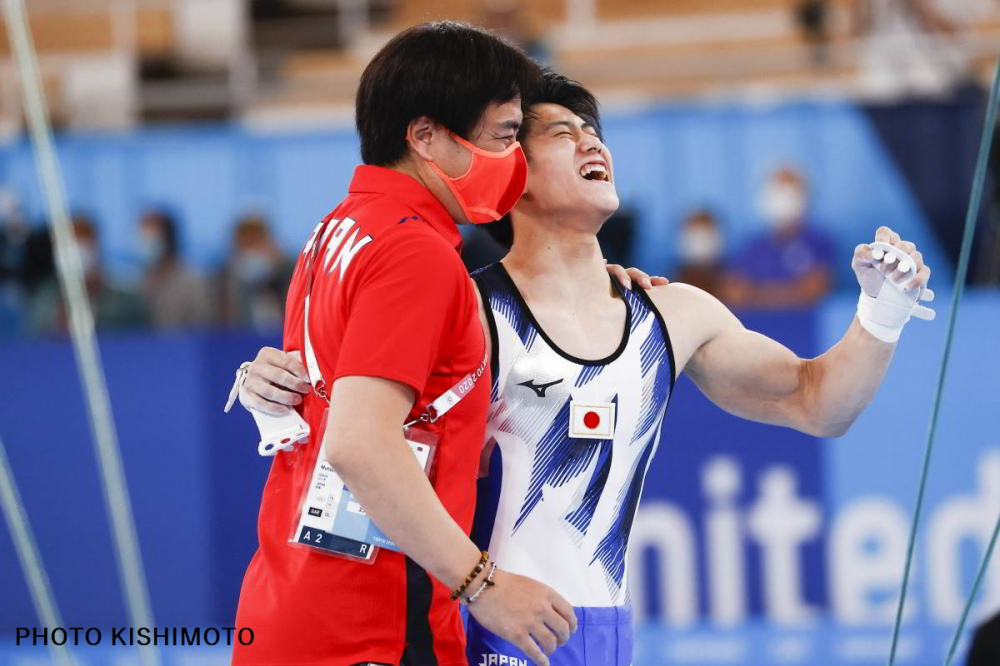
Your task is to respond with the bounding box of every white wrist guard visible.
[856,242,935,343]
[857,290,912,343]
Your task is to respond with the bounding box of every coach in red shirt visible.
[233,22,575,666]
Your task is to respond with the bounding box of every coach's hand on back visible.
[467,568,578,666]
[606,262,669,290]
[238,347,311,415]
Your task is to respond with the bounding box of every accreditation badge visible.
[289,409,438,563]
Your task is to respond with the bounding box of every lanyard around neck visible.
[300,219,488,424]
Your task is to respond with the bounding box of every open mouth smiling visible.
[579,162,610,182]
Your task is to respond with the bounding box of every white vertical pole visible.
[0,2,159,664]
[0,434,77,666]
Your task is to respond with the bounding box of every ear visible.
[405,116,439,163]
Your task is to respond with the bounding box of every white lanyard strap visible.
[303,220,488,421]
[405,346,489,427]
[302,294,327,400]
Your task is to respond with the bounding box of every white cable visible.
[0,434,77,666]
[0,2,159,664]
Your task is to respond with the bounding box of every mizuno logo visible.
[518,378,563,398]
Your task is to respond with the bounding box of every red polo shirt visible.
[233,166,489,665]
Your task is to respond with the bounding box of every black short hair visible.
[522,68,603,144]
[484,68,603,249]
[143,208,180,260]
[356,21,539,166]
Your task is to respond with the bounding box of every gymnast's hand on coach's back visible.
[238,347,312,416]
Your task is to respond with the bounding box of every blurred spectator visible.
[218,213,294,331]
[978,202,1000,285]
[968,610,1000,666]
[796,0,830,66]
[20,225,56,292]
[677,208,725,298]
[0,190,29,335]
[0,192,57,296]
[30,214,148,334]
[854,0,969,97]
[137,209,212,329]
[480,0,550,63]
[0,190,29,284]
[724,167,834,309]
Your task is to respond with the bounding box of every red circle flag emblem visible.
[569,401,616,439]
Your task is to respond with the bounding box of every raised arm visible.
[657,226,932,438]
[677,292,892,437]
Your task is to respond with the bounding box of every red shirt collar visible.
[349,165,462,252]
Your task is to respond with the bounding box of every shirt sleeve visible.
[728,237,760,279]
[813,230,836,270]
[332,225,465,397]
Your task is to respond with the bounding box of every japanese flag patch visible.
[569,401,616,439]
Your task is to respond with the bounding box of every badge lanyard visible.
[291,217,488,562]
[301,219,489,422]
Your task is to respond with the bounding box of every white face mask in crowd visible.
[235,251,274,286]
[760,181,807,230]
[138,233,166,266]
[74,241,98,278]
[0,192,28,245]
[680,227,723,265]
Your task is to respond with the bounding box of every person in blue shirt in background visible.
[725,166,835,309]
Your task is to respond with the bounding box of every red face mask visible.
[429,132,528,224]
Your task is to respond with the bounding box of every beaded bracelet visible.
[450,550,490,601]
[464,562,498,605]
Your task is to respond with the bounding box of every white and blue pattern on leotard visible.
[470,263,675,607]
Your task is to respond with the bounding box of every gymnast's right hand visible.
[467,569,577,666]
[238,347,311,416]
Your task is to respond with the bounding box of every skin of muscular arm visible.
[323,376,482,589]
[325,281,493,587]
[652,283,893,438]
